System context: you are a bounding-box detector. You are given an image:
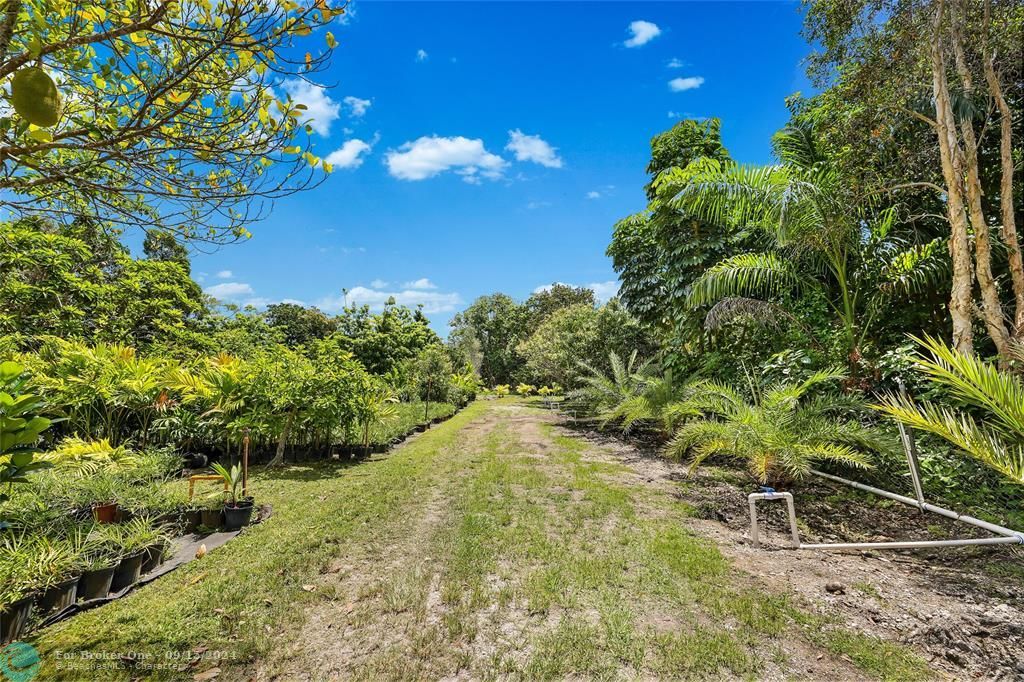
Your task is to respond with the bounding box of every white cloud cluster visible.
[216,270,233,279]
[667,57,684,69]
[669,76,704,92]
[624,20,661,48]
[318,284,462,314]
[325,139,372,169]
[505,130,563,168]
[343,95,371,117]
[385,135,507,182]
[205,282,253,299]
[586,191,601,199]
[281,80,340,136]
[416,48,429,62]
[532,280,620,302]
[402,278,437,290]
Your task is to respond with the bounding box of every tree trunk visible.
[982,0,1024,337]
[930,0,975,355]
[950,10,1011,362]
[268,408,296,467]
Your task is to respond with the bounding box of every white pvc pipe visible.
[809,469,1024,543]
[799,536,1021,551]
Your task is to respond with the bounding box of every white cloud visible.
[669,76,705,92]
[588,280,620,302]
[532,280,620,303]
[281,80,340,136]
[370,279,389,289]
[586,191,601,199]
[343,95,371,117]
[624,20,661,48]
[416,48,428,62]
[667,111,680,119]
[205,282,254,299]
[667,57,684,69]
[216,270,233,279]
[386,135,507,182]
[505,130,563,169]
[318,285,462,314]
[325,139,372,169]
[526,200,552,210]
[402,278,437,290]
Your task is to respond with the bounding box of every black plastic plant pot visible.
[110,551,145,593]
[78,566,116,601]
[141,541,168,574]
[38,576,80,614]
[415,424,428,432]
[185,508,203,533]
[183,452,208,468]
[372,443,387,454]
[200,508,223,530]
[0,594,34,644]
[223,502,254,531]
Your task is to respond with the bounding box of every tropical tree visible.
[415,346,452,423]
[803,0,1024,359]
[449,294,527,386]
[657,121,942,374]
[666,369,887,484]
[353,384,398,453]
[0,0,344,242]
[0,361,53,501]
[874,336,1024,484]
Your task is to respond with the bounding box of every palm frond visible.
[875,394,1024,484]
[686,252,802,308]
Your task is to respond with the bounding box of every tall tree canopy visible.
[803,0,1024,362]
[0,0,344,242]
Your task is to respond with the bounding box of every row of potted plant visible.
[0,517,172,643]
[337,401,466,459]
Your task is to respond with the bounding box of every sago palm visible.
[570,351,695,436]
[874,336,1024,484]
[667,369,885,484]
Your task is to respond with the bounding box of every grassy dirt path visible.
[32,399,930,681]
[255,401,927,681]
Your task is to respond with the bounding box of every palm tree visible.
[667,369,887,485]
[874,336,1024,484]
[569,351,695,436]
[656,121,944,373]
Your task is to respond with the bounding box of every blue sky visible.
[193,1,813,334]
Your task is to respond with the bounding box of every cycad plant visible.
[569,351,694,436]
[874,336,1024,484]
[666,369,886,484]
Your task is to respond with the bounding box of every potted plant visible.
[86,477,120,524]
[33,537,82,614]
[104,518,163,592]
[77,552,119,602]
[141,532,172,574]
[0,551,34,644]
[183,501,203,533]
[210,462,253,531]
[199,494,224,530]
